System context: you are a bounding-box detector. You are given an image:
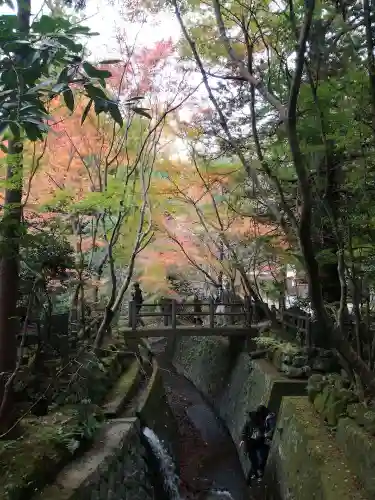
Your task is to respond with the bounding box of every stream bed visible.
[149,338,263,500]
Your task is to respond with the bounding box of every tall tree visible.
[130,0,375,391]
[0,0,128,431]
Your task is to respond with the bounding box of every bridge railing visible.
[127,299,252,330]
[281,309,312,346]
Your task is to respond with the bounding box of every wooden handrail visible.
[128,299,252,330]
[281,309,312,347]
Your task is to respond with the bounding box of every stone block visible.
[34,418,152,500]
[347,404,375,435]
[336,417,375,498]
[306,373,325,402]
[264,397,367,500]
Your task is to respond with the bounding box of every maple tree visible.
[129,0,375,392]
[145,132,288,304]
[17,29,193,348]
[0,0,134,430]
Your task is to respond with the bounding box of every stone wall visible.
[265,397,367,500]
[172,336,306,473]
[35,418,152,500]
[219,355,306,472]
[173,335,370,499]
[34,359,178,500]
[138,358,180,469]
[173,336,232,404]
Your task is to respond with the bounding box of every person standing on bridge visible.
[132,282,145,327]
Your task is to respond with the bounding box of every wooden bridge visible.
[123,299,270,338]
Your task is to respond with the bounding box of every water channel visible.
[144,338,264,500]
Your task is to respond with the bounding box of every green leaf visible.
[82,62,112,80]
[56,35,83,54]
[0,143,8,153]
[23,123,43,141]
[84,84,108,100]
[108,102,123,127]
[81,98,93,125]
[133,107,152,119]
[0,89,14,98]
[68,26,91,35]
[2,102,17,109]
[26,78,55,93]
[0,122,9,136]
[93,98,108,115]
[126,96,143,102]
[63,88,74,112]
[32,15,59,34]
[98,59,121,65]
[23,117,47,129]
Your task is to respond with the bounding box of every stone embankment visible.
[172,334,372,500]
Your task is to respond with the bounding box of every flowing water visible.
[142,426,235,500]
[142,426,182,500]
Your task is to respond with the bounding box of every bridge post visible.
[209,298,214,328]
[245,297,252,326]
[129,300,137,330]
[171,300,177,329]
[128,301,133,328]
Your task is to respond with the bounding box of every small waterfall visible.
[206,489,235,500]
[140,425,236,500]
[142,427,182,500]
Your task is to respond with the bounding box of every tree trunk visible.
[0,0,31,433]
[0,140,24,431]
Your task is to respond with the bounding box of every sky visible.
[0,0,196,158]
[0,0,182,55]
[81,0,182,58]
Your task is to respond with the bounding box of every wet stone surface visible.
[156,358,257,500]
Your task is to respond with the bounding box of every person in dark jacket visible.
[256,405,276,473]
[240,406,276,484]
[132,282,145,327]
[193,294,203,326]
[240,411,265,484]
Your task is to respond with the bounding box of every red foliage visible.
[100,38,174,96]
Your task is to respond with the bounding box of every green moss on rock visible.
[336,417,375,498]
[311,375,358,427]
[265,397,367,500]
[347,403,375,435]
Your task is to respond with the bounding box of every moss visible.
[336,417,375,497]
[269,397,366,500]
[103,359,141,417]
[106,360,140,401]
[173,336,231,403]
[0,411,81,500]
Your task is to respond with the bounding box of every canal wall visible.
[172,335,369,500]
[33,359,178,500]
[172,336,306,472]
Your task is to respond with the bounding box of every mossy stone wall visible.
[173,336,231,403]
[35,418,152,500]
[336,417,375,498]
[172,336,306,474]
[265,397,367,500]
[138,359,180,469]
[31,359,179,500]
